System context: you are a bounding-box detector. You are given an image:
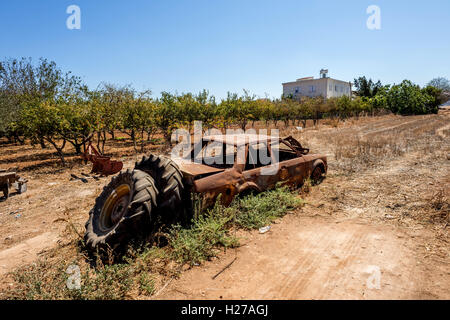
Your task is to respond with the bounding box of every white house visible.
[283,69,352,100]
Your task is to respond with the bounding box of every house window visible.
[310,86,315,93]
[335,85,338,92]
[295,86,300,94]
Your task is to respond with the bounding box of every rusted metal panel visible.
[0,172,16,183]
[0,172,27,185]
[176,161,225,177]
[0,171,28,199]
[81,142,123,176]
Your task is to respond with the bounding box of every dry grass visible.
[290,114,449,175]
[280,113,450,229]
[428,188,450,225]
[1,231,179,300]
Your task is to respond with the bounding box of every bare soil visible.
[0,113,449,299]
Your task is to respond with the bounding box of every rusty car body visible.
[173,134,327,207]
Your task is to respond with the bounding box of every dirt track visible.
[158,216,446,299]
[0,114,449,299]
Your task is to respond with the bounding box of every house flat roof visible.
[282,77,350,86]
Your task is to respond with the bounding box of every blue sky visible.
[1,0,449,99]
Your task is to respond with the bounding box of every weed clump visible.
[234,187,303,229]
[169,205,239,266]
[169,186,303,265]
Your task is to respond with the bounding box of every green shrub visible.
[169,187,303,265]
[234,187,303,229]
[138,273,155,295]
[421,85,443,114]
[386,80,435,115]
[169,205,239,265]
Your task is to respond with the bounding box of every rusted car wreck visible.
[175,134,327,207]
[84,135,327,251]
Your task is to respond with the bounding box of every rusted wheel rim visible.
[312,167,322,181]
[100,184,130,231]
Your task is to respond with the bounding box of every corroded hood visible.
[172,158,225,177]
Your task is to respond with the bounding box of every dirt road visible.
[157,215,448,300]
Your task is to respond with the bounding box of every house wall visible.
[283,78,351,99]
[326,78,352,99]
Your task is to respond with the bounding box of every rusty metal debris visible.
[70,173,101,183]
[259,226,271,234]
[81,142,123,176]
[70,174,88,183]
[0,169,28,199]
[212,257,237,280]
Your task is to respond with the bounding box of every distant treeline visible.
[0,58,447,164]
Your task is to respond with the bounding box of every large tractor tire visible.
[84,169,158,252]
[135,155,186,225]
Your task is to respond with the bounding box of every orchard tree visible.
[120,89,155,152]
[20,101,67,164]
[58,99,94,155]
[258,98,276,126]
[96,83,133,142]
[295,99,313,127]
[306,97,325,126]
[0,58,36,143]
[219,90,258,130]
[273,98,292,127]
[0,57,86,146]
[177,92,200,131]
[421,85,443,113]
[155,92,182,145]
[194,90,218,130]
[0,90,20,141]
[217,92,238,129]
[353,76,383,98]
